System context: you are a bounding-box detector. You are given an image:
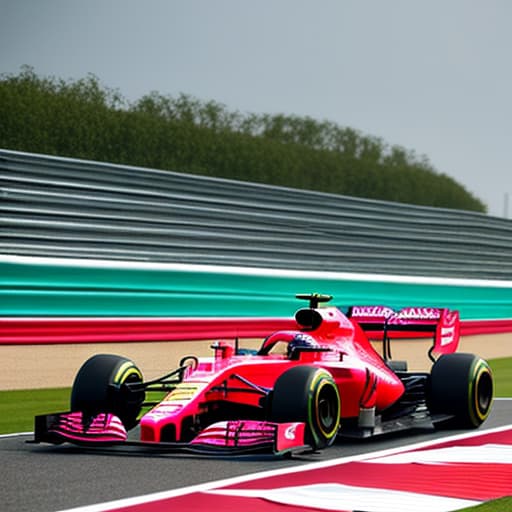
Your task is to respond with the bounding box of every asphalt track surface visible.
[2,399,510,512]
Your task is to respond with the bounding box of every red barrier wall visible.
[0,317,296,345]
[1,317,512,345]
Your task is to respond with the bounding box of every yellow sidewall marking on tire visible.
[311,370,341,440]
[114,362,142,384]
[473,364,491,421]
[468,359,491,425]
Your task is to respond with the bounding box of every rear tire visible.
[428,353,493,428]
[269,365,341,450]
[70,354,145,430]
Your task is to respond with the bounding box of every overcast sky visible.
[1,0,510,217]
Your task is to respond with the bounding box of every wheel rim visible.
[473,366,493,421]
[314,379,340,439]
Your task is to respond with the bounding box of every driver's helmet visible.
[287,333,319,357]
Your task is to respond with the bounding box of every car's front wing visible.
[31,411,309,456]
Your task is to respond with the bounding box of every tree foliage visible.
[0,67,486,212]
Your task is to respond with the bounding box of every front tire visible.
[70,354,145,430]
[428,353,493,428]
[269,365,341,450]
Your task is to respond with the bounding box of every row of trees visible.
[0,66,486,212]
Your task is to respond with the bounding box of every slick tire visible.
[428,353,493,429]
[269,365,341,450]
[71,354,145,430]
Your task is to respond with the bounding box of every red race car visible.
[33,294,494,456]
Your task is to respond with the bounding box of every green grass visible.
[0,387,70,434]
[489,357,512,397]
[457,497,512,511]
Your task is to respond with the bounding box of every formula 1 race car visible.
[33,294,494,456]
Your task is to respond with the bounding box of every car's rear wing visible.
[347,306,460,360]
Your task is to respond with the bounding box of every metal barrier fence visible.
[2,149,512,279]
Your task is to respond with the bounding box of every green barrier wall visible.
[2,257,512,320]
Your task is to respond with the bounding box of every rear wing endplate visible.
[347,306,460,361]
